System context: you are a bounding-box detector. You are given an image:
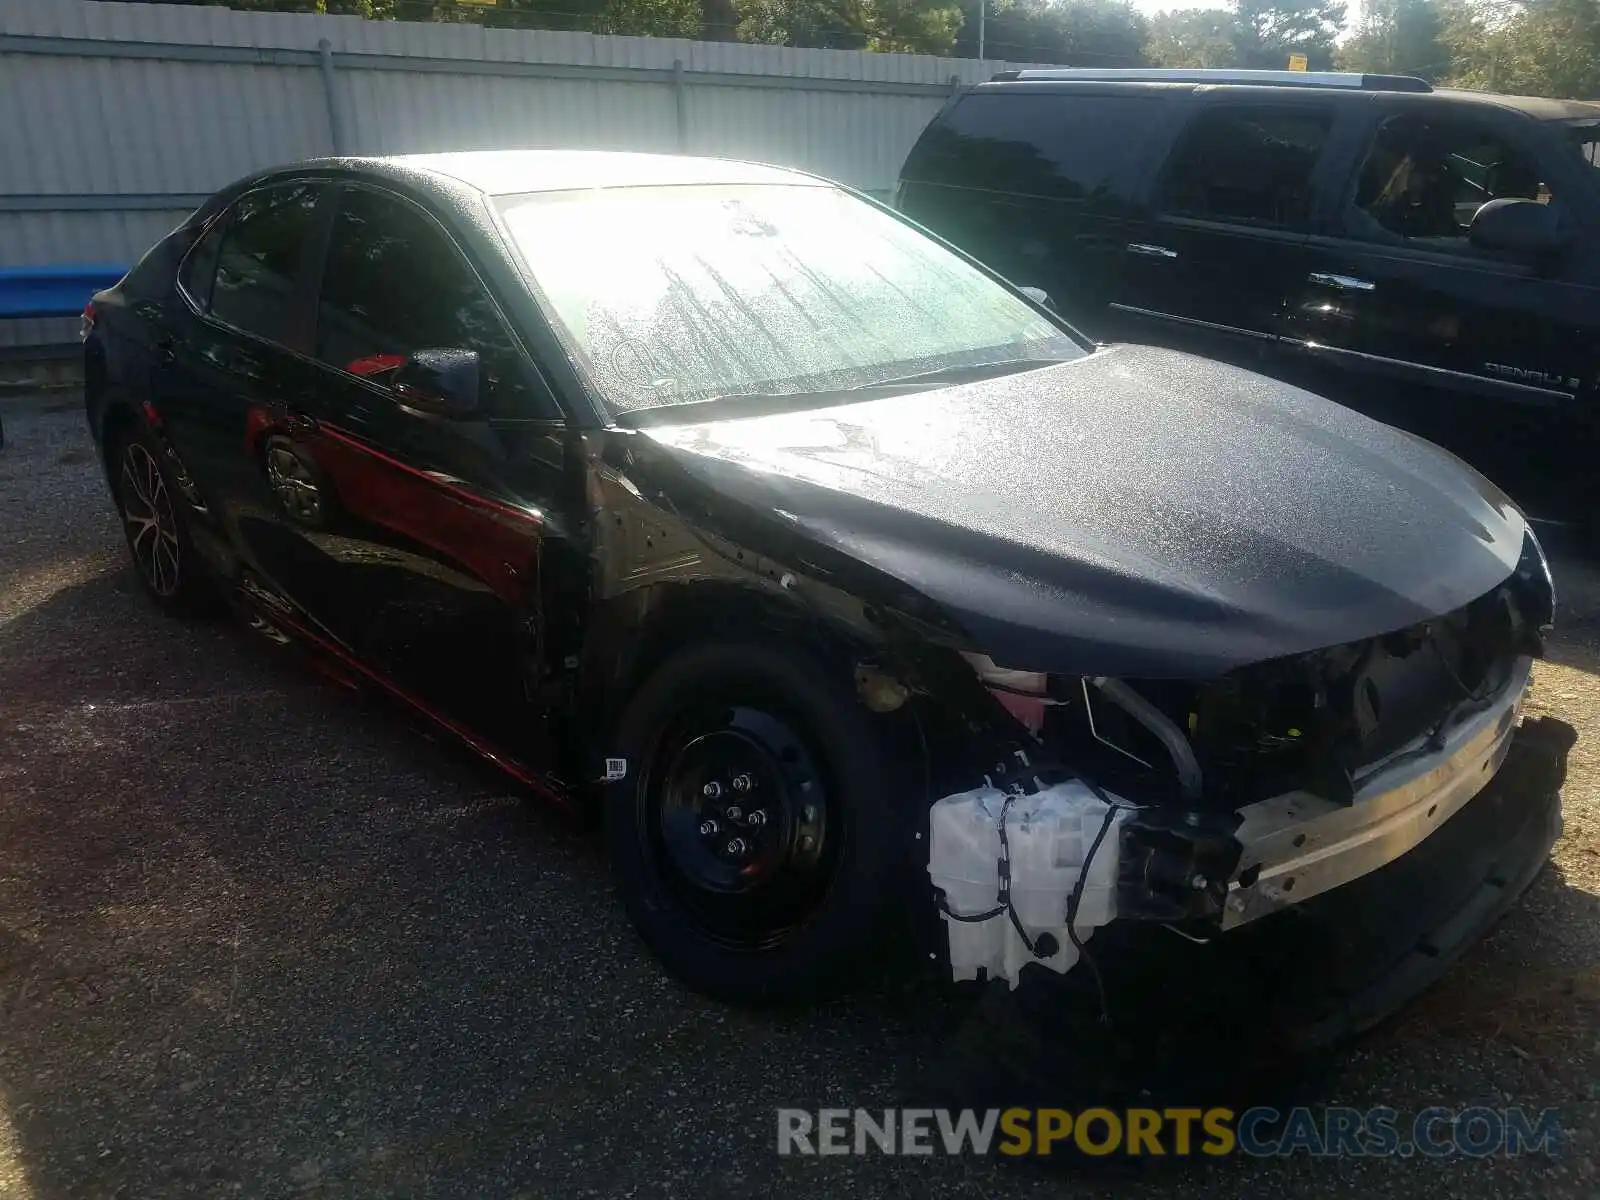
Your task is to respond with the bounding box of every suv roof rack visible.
[988,68,1433,94]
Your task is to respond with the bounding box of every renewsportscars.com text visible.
[775,1106,1561,1158]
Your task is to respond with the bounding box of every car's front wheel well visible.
[571,583,866,773]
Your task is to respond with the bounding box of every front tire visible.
[604,639,909,1005]
[109,425,217,616]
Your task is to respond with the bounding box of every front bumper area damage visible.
[923,539,1564,991]
[1224,656,1531,929]
[927,656,1566,991]
[925,717,1572,1108]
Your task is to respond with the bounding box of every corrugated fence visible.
[0,0,1041,354]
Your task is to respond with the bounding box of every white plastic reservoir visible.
[927,779,1128,988]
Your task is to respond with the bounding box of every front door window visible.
[315,187,552,419]
[1155,105,1334,231]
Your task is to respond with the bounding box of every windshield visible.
[496,182,1084,416]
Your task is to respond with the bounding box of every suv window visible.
[1156,106,1333,229]
[1569,121,1600,167]
[209,183,322,344]
[314,187,550,420]
[904,93,1162,202]
[1346,116,1557,252]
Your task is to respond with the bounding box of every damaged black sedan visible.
[84,150,1567,1011]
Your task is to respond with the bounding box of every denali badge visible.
[1483,363,1580,390]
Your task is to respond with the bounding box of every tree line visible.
[159,0,1600,98]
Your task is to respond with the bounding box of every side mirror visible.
[1018,285,1057,311]
[391,347,481,418]
[1469,198,1568,260]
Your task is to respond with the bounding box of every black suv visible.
[896,69,1600,523]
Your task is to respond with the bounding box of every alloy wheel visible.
[120,441,181,597]
[264,440,324,525]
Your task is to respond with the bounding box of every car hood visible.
[634,344,1526,678]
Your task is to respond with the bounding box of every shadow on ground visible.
[0,572,964,1196]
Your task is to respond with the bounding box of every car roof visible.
[973,76,1600,123]
[366,149,824,196]
[1429,88,1600,122]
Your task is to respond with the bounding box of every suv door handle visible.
[1127,243,1179,259]
[1308,272,1376,292]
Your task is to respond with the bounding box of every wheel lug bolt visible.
[748,809,767,827]
[798,834,815,851]
[701,781,722,800]
[726,805,743,821]
[699,819,719,836]
[725,837,749,857]
[731,774,753,792]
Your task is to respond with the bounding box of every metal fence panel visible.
[0,54,331,196]
[339,71,682,158]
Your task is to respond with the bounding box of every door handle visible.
[1127,243,1179,259]
[1308,272,1376,292]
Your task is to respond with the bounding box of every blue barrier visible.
[0,265,128,319]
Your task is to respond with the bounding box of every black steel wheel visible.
[645,701,839,951]
[110,425,217,615]
[605,638,910,1005]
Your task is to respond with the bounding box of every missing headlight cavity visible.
[989,580,1542,814]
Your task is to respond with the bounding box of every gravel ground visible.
[1,395,1596,1198]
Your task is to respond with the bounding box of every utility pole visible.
[978,0,986,61]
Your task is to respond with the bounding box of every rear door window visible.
[209,183,323,345]
[1345,115,1558,252]
[905,92,1162,202]
[1155,105,1334,229]
[178,217,227,311]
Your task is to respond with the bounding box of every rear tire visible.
[603,639,909,1005]
[109,424,219,617]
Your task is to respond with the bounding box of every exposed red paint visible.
[312,422,543,604]
[345,353,407,378]
[263,600,571,810]
[235,410,560,802]
[317,422,544,530]
[243,404,276,459]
